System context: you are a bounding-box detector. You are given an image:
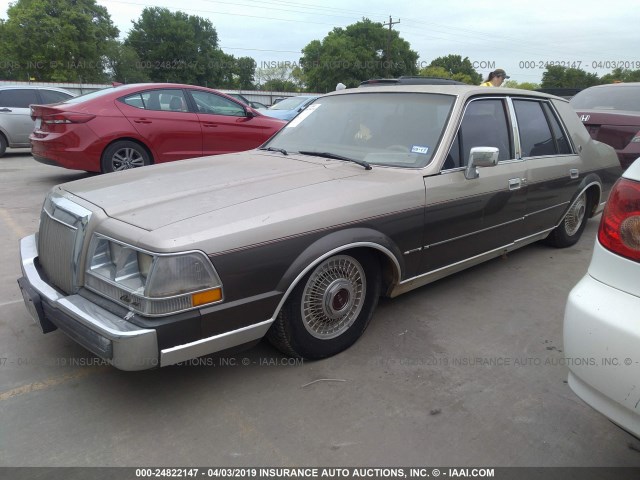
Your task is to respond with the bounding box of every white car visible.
[0,85,74,157]
[564,157,640,437]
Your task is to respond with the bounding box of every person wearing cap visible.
[480,69,510,87]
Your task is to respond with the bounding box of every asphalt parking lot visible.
[1,150,640,468]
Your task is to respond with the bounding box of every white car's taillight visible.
[599,177,640,262]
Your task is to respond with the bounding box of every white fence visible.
[0,80,313,105]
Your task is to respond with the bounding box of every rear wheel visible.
[267,251,381,359]
[545,191,590,248]
[101,141,150,173]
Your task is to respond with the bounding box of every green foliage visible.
[255,64,301,92]
[126,7,227,86]
[541,65,600,89]
[425,55,482,85]
[300,18,418,92]
[600,68,640,83]
[504,80,540,90]
[104,42,150,83]
[0,0,118,82]
[233,57,257,90]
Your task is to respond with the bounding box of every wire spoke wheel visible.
[301,255,366,339]
[267,251,381,359]
[564,192,587,237]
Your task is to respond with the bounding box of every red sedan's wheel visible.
[101,141,150,173]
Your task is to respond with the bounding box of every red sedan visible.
[570,82,640,170]
[30,83,287,173]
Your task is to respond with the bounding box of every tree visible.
[126,7,225,86]
[423,55,482,85]
[300,18,418,92]
[104,42,150,83]
[600,68,640,84]
[0,0,118,82]
[255,64,301,91]
[504,80,540,90]
[233,57,257,90]
[541,65,600,89]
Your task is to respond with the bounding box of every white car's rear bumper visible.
[564,263,640,437]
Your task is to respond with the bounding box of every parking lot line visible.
[0,367,108,402]
[0,207,28,239]
[0,299,23,307]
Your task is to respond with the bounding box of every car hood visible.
[261,110,295,121]
[61,151,362,231]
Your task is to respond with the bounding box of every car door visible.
[117,88,203,163]
[420,97,527,273]
[187,89,268,155]
[0,88,39,145]
[511,98,582,239]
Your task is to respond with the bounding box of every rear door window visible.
[0,89,38,108]
[513,99,572,157]
[120,89,188,112]
[39,89,73,104]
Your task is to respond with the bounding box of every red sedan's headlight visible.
[599,177,640,262]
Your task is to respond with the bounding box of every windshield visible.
[269,96,313,111]
[570,85,640,112]
[264,92,455,168]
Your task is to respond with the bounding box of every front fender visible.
[273,228,404,317]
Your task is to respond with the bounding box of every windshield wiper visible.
[297,150,372,170]
[259,146,288,155]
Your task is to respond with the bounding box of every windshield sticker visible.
[286,104,321,128]
[411,145,430,155]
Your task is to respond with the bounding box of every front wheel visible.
[267,251,381,359]
[101,141,150,173]
[545,192,590,248]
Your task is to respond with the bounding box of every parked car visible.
[29,83,286,173]
[18,85,621,370]
[0,85,74,157]
[226,93,268,110]
[262,95,319,121]
[359,76,466,87]
[570,82,640,170]
[564,157,640,438]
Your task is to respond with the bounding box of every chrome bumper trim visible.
[20,234,159,371]
[160,319,273,367]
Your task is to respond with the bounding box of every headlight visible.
[85,234,223,316]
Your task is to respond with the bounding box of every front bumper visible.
[19,234,159,370]
[563,273,640,438]
[18,234,275,371]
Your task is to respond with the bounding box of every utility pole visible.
[383,16,400,77]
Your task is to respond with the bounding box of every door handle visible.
[134,119,152,124]
[202,123,218,128]
[0,108,11,112]
[509,178,522,190]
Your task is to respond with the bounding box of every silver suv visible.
[0,85,74,157]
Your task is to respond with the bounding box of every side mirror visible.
[465,147,499,180]
[244,106,256,118]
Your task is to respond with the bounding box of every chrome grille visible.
[37,193,92,294]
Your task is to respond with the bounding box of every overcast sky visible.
[1,0,638,85]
